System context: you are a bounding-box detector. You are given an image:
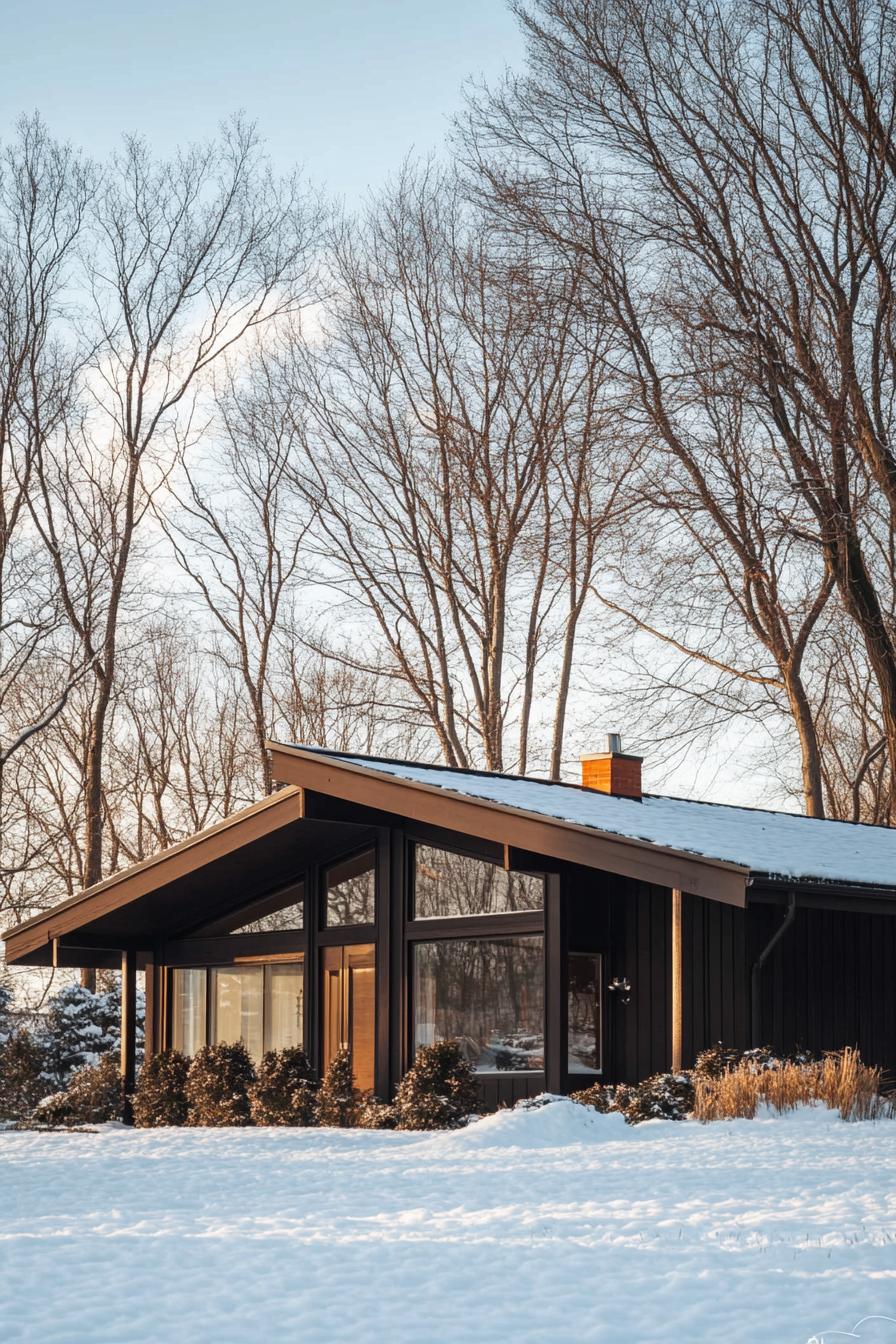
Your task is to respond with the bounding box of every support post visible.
[120,948,137,1122]
[671,888,682,1073]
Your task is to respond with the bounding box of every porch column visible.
[120,948,138,1120]
[671,889,682,1073]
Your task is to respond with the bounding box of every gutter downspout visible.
[750,890,797,1047]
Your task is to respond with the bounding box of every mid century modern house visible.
[5,739,896,1110]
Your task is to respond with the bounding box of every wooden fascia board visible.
[268,745,747,907]
[3,787,305,964]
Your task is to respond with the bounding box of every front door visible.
[321,944,375,1092]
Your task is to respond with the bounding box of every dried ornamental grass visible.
[693,1047,894,1123]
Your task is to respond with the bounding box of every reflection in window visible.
[414,936,544,1072]
[171,968,207,1056]
[568,952,602,1074]
[413,845,544,919]
[230,883,304,934]
[212,967,264,1060]
[325,849,376,926]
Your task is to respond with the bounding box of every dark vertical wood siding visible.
[681,893,750,1065]
[606,878,671,1084]
[750,903,896,1073]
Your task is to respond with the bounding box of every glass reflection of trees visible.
[414,935,544,1072]
[325,849,376,925]
[414,845,544,918]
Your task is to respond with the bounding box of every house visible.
[5,738,896,1109]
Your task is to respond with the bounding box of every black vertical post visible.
[375,828,392,1100]
[389,827,407,1098]
[120,948,137,1122]
[544,872,567,1095]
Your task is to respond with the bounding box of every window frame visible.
[170,953,305,1059]
[405,836,547,1078]
[321,844,378,933]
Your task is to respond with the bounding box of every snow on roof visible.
[306,749,896,889]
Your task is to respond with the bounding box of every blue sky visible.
[3,0,523,202]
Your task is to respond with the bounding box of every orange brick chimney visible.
[581,733,643,800]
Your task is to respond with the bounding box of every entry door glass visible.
[322,944,375,1092]
[567,952,603,1075]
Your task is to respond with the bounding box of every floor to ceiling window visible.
[409,844,545,1074]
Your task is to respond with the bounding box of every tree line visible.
[3,0,896,991]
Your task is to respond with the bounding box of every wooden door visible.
[321,944,375,1092]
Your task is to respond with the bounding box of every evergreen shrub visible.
[34,1053,125,1127]
[186,1042,256,1127]
[133,1050,190,1127]
[356,1094,399,1130]
[395,1040,477,1131]
[250,1047,317,1126]
[0,1029,51,1121]
[314,1046,359,1127]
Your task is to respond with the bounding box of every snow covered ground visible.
[3,1100,896,1343]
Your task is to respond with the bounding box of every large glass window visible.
[171,968,207,1056]
[171,961,303,1060]
[325,849,376,926]
[413,935,544,1072]
[568,952,602,1075]
[197,881,304,935]
[230,883,304,934]
[212,967,264,1060]
[413,844,544,919]
[265,963,304,1052]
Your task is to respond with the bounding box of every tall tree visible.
[466,0,896,812]
[294,168,626,775]
[26,119,318,983]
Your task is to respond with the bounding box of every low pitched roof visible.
[273,745,896,892]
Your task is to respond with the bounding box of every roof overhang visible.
[268,743,749,907]
[3,788,371,967]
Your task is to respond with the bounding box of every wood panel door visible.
[321,944,375,1092]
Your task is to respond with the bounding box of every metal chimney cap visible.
[606,732,623,754]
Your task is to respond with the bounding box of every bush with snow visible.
[250,1047,317,1126]
[186,1042,256,1127]
[39,981,145,1088]
[395,1040,478,1131]
[0,1028,52,1121]
[133,1050,190,1128]
[356,1094,399,1130]
[314,1046,359,1127]
[34,1053,125,1127]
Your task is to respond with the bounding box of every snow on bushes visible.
[571,1073,694,1124]
[186,1042,256,1127]
[356,1095,399,1130]
[0,1029,52,1120]
[38,981,145,1087]
[34,1053,125,1127]
[250,1048,317,1126]
[133,1050,190,1128]
[395,1040,477,1131]
[314,1046,359,1127]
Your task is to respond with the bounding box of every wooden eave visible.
[3,787,306,965]
[267,742,749,908]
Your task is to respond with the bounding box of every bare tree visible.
[23,121,317,982]
[293,167,626,776]
[466,0,896,812]
[162,343,312,795]
[0,119,92,775]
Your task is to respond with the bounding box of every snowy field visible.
[3,1101,896,1344]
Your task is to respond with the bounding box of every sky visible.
[0,0,782,809]
[2,0,525,202]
